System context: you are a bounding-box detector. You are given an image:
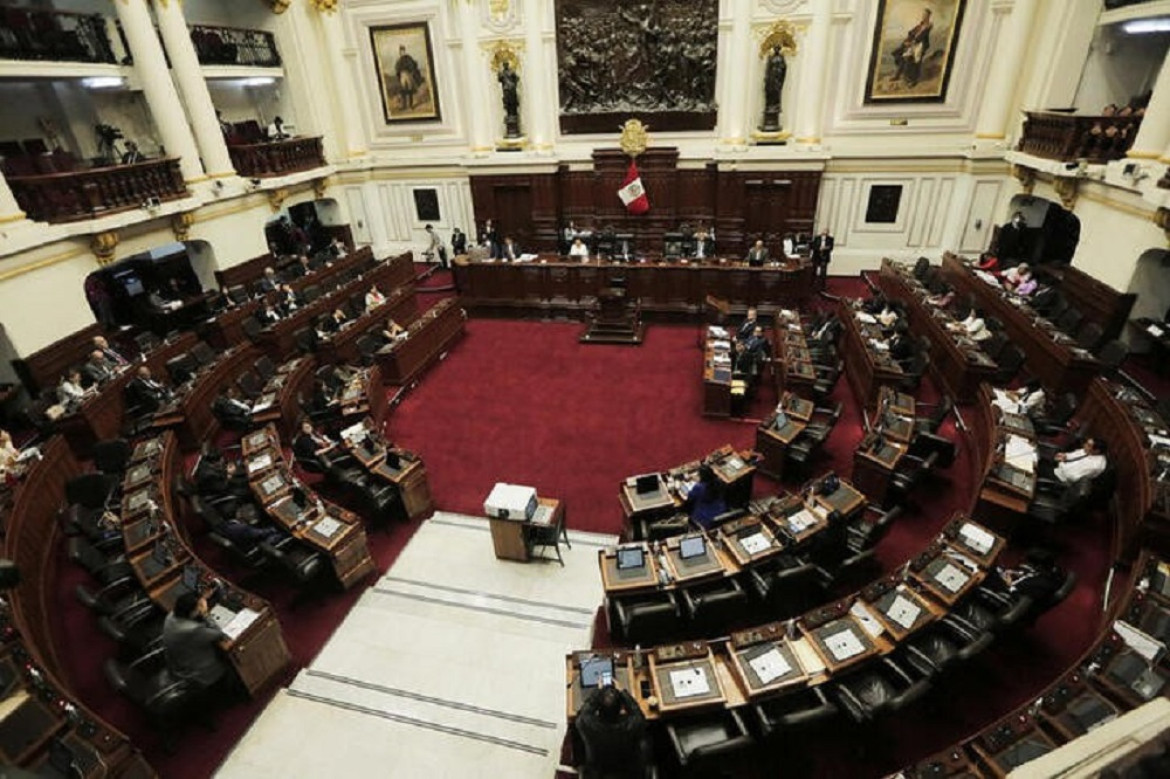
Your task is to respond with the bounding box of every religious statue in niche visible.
[498,61,521,138]
[554,0,718,134]
[761,47,786,132]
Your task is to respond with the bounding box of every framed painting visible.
[864,0,967,104]
[369,23,441,123]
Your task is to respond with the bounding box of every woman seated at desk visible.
[948,308,992,342]
[382,318,407,344]
[318,308,348,336]
[364,284,387,311]
[568,238,589,259]
[684,465,728,530]
[0,429,24,482]
[57,368,92,411]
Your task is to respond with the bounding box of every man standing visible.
[395,45,423,111]
[737,307,760,342]
[811,228,835,290]
[450,227,467,257]
[423,224,446,268]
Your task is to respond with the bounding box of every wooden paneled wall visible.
[469,147,822,257]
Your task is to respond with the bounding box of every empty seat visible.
[613,592,680,646]
[666,709,754,773]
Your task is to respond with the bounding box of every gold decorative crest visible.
[266,0,291,13]
[1011,164,1035,195]
[171,211,195,242]
[758,19,799,58]
[267,187,290,212]
[91,231,119,267]
[310,0,339,14]
[313,177,332,200]
[1053,176,1079,211]
[490,0,510,18]
[488,40,522,73]
[619,119,649,158]
[1153,207,1170,244]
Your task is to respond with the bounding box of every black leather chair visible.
[897,351,930,393]
[254,354,277,382]
[356,334,381,366]
[241,316,264,342]
[67,537,132,587]
[236,370,264,400]
[665,709,754,773]
[104,648,203,751]
[1075,321,1104,351]
[883,451,940,510]
[913,397,953,435]
[682,578,749,634]
[1054,307,1084,335]
[1033,392,1078,436]
[258,536,325,586]
[752,686,838,740]
[613,592,681,646]
[1096,339,1129,376]
[992,344,1025,385]
[92,438,132,479]
[786,402,843,478]
[832,655,931,723]
[527,508,571,566]
[747,555,818,617]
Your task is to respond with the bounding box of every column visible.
[1130,50,1170,159]
[0,172,26,223]
[974,0,1039,141]
[794,0,832,145]
[522,0,550,149]
[274,0,336,161]
[460,1,492,152]
[112,0,204,182]
[152,0,235,178]
[315,5,366,159]
[719,0,752,144]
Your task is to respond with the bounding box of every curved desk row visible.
[315,285,420,367]
[375,298,467,387]
[838,299,906,411]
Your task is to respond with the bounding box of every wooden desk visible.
[877,259,997,403]
[940,252,1099,396]
[598,545,663,593]
[376,297,466,386]
[343,419,435,520]
[488,497,563,562]
[316,286,419,366]
[648,645,728,715]
[174,344,260,447]
[851,436,908,508]
[701,327,734,418]
[969,383,1038,530]
[838,299,905,410]
[755,412,807,482]
[453,255,813,319]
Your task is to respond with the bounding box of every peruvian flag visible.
[617,160,650,215]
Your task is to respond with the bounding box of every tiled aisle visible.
[217,513,613,778]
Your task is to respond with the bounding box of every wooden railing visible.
[0,7,116,63]
[190,23,281,67]
[1017,110,1142,163]
[8,158,188,224]
[228,136,326,178]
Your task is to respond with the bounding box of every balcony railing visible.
[228,136,325,178]
[1017,110,1142,164]
[8,158,188,223]
[0,7,116,64]
[191,24,280,68]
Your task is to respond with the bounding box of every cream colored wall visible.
[0,242,98,355]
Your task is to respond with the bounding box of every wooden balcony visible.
[228,136,326,178]
[190,24,281,68]
[8,158,188,224]
[0,7,116,64]
[1017,110,1142,164]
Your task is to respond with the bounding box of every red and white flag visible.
[617,161,650,215]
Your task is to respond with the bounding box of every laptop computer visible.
[579,655,614,688]
[616,546,645,571]
[634,474,659,495]
[679,536,707,560]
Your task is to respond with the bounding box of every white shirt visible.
[569,242,589,258]
[365,291,386,309]
[1019,388,1046,414]
[877,308,898,327]
[962,314,990,341]
[58,380,86,405]
[1054,449,1106,484]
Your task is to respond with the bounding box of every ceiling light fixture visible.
[1121,18,1170,34]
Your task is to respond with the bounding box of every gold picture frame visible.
[864,0,967,104]
[370,23,442,124]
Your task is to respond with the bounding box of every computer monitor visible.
[679,536,706,560]
[579,655,614,688]
[616,546,645,570]
[634,474,659,495]
[386,451,401,470]
[774,410,789,430]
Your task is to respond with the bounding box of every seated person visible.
[1013,379,1046,417]
[382,318,407,343]
[888,325,915,362]
[256,266,279,295]
[1015,269,1038,297]
[497,236,520,262]
[259,301,282,326]
[694,230,715,260]
[277,284,302,316]
[329,237,349,257]
[684,464,727,530]
[306,378,338,418]
[193,443,252,514]
[162,592,230,692]
[568,237,589,259]
[293,419,343,472]
[746,239,769,267]
[212,386,254,430]
[992,548,1066,603]
[949,308,991,342]
[125,366,171,414]
[218,516,282,550]
[876,303,899,328]
[57,368,92,411]
[926,288,956,308]
[92,335,128,366]
[0,429,22,480]
[574,683,650,779]
[83,349,119,386]
[291,255,313,278]
[319,308,348,335]
[1002,262,1031,291]
[975,252,999,273]
[736,307,759,342]
[1046,437,1108,486]
[364,284,387,311]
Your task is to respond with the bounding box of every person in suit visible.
[162,592,230,691]
[574,684,650,779]
[746,239,769,267]
[684,464,729,530]
[364,284,387,311]
[256,267,279,295]
[57,369,90,410]
[212,386,253,430]
[277,284,301,316]
[479,219,499,256]
[293,419,342,472]
[83,350,118,386]
[318,308,348,336]
[694,230,714,260]
[888,326,914,362]
[125,365,170,414]
[811,228,834,290]
[450,227,467,256]
[92,336,128,366]
[498,236,520,262]
[736,307,759,342]
[121,141,144,164]
[306,378,338,420]
[746,325,771,360]
[193,444,252,510]
[997,211,1028,264]
[259,302,282,326]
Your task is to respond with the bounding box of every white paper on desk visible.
[870,339,890,351]
[1114,620,1166,663]
[669,667,711,699]
[713,353,731,365]
[252,399,273,412]
[222,608,260,641]
[748,648,792,684]
[711,339,731,351]
[1150,434,1170,448]
[849,601,886,639]
[739,532,770,555]
[313,515,342,539]
[824,628,866,661]
[1004,435,1038,472]
[786,509,817,533]
[959,523,995,555]
[887,595,923,630]
[856,312,877,324]
[708,326,729,338]
[247,453,272,474]
[935,563,970,593]
[1149,324,1165,338]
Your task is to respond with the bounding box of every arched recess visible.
[82,241,216,331]
[1125,248,1170,348]
[262,197,350,257]
[1002,194,1081,266]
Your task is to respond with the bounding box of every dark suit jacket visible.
[451,233,467,255]
[747,248,769,267]
[695,238,715,259]
[125,377,166,413]
[212,395,252,428]
[498,241,520,261]
[812,234,835,263]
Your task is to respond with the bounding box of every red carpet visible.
[49,273,1112,778]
